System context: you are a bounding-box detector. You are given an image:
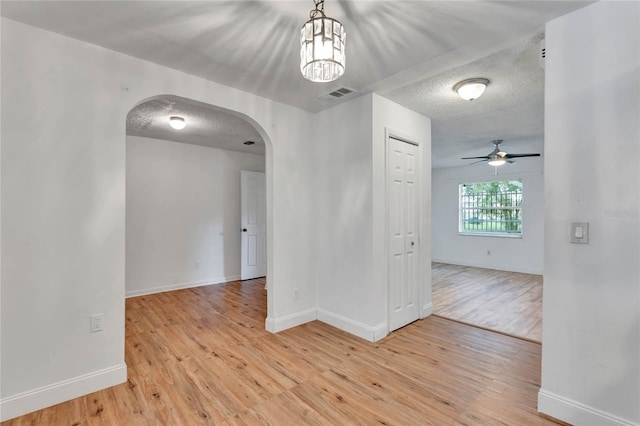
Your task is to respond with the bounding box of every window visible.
[459,180,523,236]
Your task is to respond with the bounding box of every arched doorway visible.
[125,94,273,322]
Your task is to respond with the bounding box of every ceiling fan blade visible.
[461,156,490,160]
[507,159,515,163]
[470,159,488,165]
[504,153,541,158]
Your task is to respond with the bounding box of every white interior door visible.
[241,171,267,280]
[388,137,420,332]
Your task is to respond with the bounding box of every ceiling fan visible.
[461,139,540,167]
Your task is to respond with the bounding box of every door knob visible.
[242,228,247,232]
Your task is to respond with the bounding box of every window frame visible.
[458,179,524,238]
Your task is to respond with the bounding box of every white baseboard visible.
[265,308,317,333]
[0,363,127,422]
[431,257,543,275]
[371,323,389,342]
[265,308,389,342]
[538,389,639,426]
[421,302,433,319]
[125,275,241,298]
[317,308,387,342]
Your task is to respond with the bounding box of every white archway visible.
[125,94,275,321]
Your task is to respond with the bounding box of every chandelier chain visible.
[310,0,325,19]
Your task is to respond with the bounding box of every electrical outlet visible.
[294,288,299,301]
[91,313,104,333]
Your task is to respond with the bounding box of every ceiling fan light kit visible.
[168,116,186,130]
[300,0,346,83]
[461,139,541,168]
[487,155,507,167]
[453,78,490,101]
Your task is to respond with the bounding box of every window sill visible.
[458,232,523,239]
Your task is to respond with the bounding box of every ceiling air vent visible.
[319,86,356,101]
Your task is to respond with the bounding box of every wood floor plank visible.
[330,357,465,424]
[237,389,329,426]
[433,262,543,342]
[2,278,561,426]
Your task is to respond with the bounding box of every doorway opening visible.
[125,94,271,324]
[426,34,545,343]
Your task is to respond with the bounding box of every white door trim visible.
[384,127,428,334]
[241,170,267,280]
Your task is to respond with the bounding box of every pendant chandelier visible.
[300,0,346,83]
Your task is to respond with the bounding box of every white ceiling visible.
[127,96,265,154]
[1,1,592,167]
[385,33,546,168]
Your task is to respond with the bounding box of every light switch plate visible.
[570,222,589,244]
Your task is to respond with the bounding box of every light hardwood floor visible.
[3,277,558,425]
[432,262,543,342]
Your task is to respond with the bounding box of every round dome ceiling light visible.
[453,78,490,101]
[169,116,186,130]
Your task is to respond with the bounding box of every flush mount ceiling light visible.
[300,0,346,83]
[453,78,490,101]
[169,116,186,130]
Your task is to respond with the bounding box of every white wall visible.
[0,17,316,420]
[432,158,544,274]
[312,94,431,341]
[310,93,432,340]
[126,136,265,297]
[539,2,640,425]
[312,94,376,338]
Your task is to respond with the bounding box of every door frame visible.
[384,127,431,334]
[240,170,267,280]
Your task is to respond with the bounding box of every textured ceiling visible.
[2,1,592,166]
[1,1,589,112]
[385,34,546,168]
[127,96,265,154]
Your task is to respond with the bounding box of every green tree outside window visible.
[459,180,523,234]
